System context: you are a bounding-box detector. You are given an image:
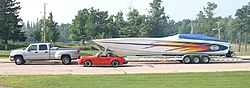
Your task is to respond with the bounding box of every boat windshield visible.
[94,52,102,57]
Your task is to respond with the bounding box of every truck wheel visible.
[14,56,25,65]
[84,60,92,67]
[62,56,71,65]
[179,60,183,63]
[111,61,119,67]
[201,56,210,63]
[183,56,191,64]
[191,56,200,64]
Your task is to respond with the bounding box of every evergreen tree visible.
[146,0,168,37]
[0,0,26,50]
[46,12,59,43]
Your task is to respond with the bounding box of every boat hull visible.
[92,34,230,56]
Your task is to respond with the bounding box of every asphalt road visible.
[0,59,250,75]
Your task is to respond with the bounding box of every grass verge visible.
[0,50,127,59]
[0,50,10,58]
[0,71,249,88]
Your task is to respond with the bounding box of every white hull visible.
[92,34,230,56]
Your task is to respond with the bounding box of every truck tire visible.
[84,60,92,67]
[183,56,191,64]
[191,56,200,64]
[111,60,119,67]
[14,56,25,65]
[201,56,210,63]
[62,56,71,65]
[179,60,183,63]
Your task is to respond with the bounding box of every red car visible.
[78,52,128,67]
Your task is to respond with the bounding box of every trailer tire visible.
[183,56,191,64]
[62,56,71,65]
[14,56,25,65]
[84,60,92,67]
[201,56,210,63]
[111,60,119,67]
[191,56,200,64]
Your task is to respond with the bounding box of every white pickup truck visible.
[9,43,80,65]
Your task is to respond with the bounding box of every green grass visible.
[0,71,249,88]
[0,50,126,59]
[0,50,10,58]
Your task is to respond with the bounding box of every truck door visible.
[24,45,38,59]
[38,44,49,60]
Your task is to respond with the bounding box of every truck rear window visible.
[39,45,47,50]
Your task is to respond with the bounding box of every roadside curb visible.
[237,56,250,60]
[0,59,12,63]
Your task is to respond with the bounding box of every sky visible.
[17,0,249,24]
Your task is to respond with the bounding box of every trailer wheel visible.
[191,56,200,64]
[183,56,191,64]
[62,56,71,65]
[201,56,210,63]
[14,56,25,65]
[111,60,119,67]
[84,60,92,67]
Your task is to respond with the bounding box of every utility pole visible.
[43,3,47,43]
[213,22,222,39]
[190,19,193,34]
[216,22,221,39]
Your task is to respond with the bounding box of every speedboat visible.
[92,34,230,56]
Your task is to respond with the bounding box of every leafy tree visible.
[115,11,127,37]
[224,16,237,44]
[32,28,42,42]
[69,7,117,44]
[0,0,26,50]
[164,19,177,36]
[58,23,71,43]
[176,19,191,34]
[103,15,118,38]
[32,12,59,43]
[46,12,59,43]
[123,9,146,37]
[202,2,218,37]
[146,0,168,37]
[69,8,89,44]
[234,5,250,51]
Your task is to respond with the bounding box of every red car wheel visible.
[84,60,92,67]
[111,60,119,67]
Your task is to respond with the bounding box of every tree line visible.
[1,0,250,51]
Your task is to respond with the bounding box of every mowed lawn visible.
[0,50,10,58]
[0,71,249,88]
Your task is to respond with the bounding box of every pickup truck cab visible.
[9,43,80,65]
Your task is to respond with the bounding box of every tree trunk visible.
[4,39,8,50]
[245,32,248,51]
[82,39,85,45]
[238,32,242,52]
